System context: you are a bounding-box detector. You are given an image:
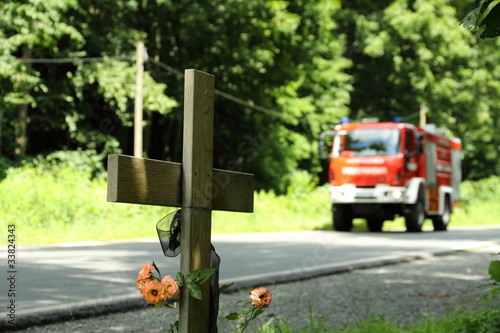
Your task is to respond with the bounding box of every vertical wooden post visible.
[108,68,253,332]
[134,41,144,158]
[180,69,215,333]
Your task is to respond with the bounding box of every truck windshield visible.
[333,128,400,157]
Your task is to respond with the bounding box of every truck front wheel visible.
[333,204,353,232]
[432,196,451,231]
[405,186,425,232]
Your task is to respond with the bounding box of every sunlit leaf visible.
[219,283,234,295]
[488,260,500,282]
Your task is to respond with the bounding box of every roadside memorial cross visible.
[106,69,254,333]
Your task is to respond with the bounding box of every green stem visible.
[240,307,256,333]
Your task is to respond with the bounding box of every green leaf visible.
[196,268,216,284]
[479,1,500,38]
[187,283,203,300]
[169,320,179,333]
[488,260,500,282]
[176,272,185,284]
[237,300,251,308]
[186,268,215,284]
[186,270,199,282]
[225,312,242,321]
[250,308,265,320]
[152,261,162,279]
[219,283,234,295]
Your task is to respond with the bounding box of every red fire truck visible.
[320,118,461,232]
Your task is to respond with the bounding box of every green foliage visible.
[70,59,178,127]
[175,268,215,300]
[2,0,500,195]
[26,149,108,179]
[0,163,168,245]
[462,0,500,38]
[251,307,500,332]
[0,0,84,107]
[1,0,353,192]
[0,155,16,180]
[2,160,500,246]
[0,163,331,245]
[489,260,500,283]
[484,257,500,300]
[459,176,500,205]
[335,0,500,180]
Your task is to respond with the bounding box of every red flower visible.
[141,280,166,306]
[136,262,154,290]
[249,287,272,309]
[161,275,180,299]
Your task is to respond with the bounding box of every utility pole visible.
[134,41,144,158]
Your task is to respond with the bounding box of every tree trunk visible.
[0,107,3,156]
[15,103,28,160]
[15,44,32,161]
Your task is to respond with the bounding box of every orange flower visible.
[136,262,154,290]
[161,275,180,299]
[141,280,166,306]
[249,287,272,309]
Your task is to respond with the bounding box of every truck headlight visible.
[392,190,403,199]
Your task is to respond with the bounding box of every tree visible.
[127,0,352,191]
[0,0,84,158]
[0,0,177,161]
[334,0,500,179]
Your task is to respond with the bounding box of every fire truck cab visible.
[322,118,461,232]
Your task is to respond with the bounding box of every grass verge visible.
[0,165,499,245]
[249,304,500,332]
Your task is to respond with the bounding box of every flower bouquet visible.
[136,262,272,332]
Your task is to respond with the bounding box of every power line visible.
[149,59,183,77]
[149,59,293,121]
[5,54,324,126]
[213,88,287,119]
[4,55,135,64]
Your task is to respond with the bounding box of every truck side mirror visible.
[404,150,411,163]
[416,133,424,156]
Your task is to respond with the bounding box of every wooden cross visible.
[107,69,254,332]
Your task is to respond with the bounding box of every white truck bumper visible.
[329,184,409,204]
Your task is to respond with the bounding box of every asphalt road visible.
[2,226,499,328]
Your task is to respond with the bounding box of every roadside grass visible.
[0,164,498,246]
[249,303,500,332]
[1,161,499,332]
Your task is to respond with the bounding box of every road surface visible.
[1,226,499,328]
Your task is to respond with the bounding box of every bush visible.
[0,162,168,245]
[0,155,16,180]
[1,162,498,246]
[460,176,500,205]
[26,148,107,179]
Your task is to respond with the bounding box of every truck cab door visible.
[402,129,419,180]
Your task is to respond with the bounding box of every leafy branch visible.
[461,0,500,38]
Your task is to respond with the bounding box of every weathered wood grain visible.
[107,154,254,212]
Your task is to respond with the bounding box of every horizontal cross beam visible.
[107,154,254,213]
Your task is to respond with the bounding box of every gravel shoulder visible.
[8,245,500,333]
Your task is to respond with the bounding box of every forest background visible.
[1,0,499,191]
[1,1,500,245]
